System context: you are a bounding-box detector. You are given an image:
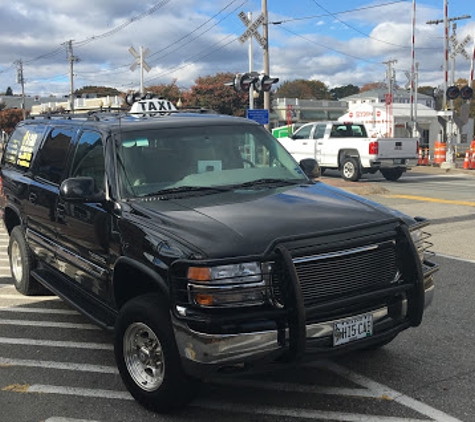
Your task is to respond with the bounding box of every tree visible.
[75,85,122,96]
[0,109,24,134]
[5,87,13,96]
[330,84,360,100]
[275,79,331,100]
[144,80,183,104]
[184,72,249,116]
[360,82,386,92]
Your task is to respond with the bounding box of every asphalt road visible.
[0,168,474,421]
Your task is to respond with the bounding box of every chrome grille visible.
[272,240,399,307]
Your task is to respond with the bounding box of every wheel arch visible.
[3,205,22,235]
[112,256,170,310]
[338,149,360,168]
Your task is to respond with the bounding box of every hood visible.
[127,182,409,259]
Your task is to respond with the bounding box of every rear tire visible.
[381,168,404,181]
[115,294,197,412]
[8,226,46,295]
[341,157,362,181]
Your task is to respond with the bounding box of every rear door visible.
[377,138,419,161]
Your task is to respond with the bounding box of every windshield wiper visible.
[231,178,305,189]
[143,185,231,198]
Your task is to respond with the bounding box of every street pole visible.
[248,12,254,110]
[15,60,26,120]
[64,40,79,113]
[262,0,270,129]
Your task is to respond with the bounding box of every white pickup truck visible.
[278,121,419,181]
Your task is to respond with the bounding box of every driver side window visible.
[70,131,105,192]
[293,125,312,139]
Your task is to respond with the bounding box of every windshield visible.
[116,123,307,198]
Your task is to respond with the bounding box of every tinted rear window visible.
[3,125,46,170]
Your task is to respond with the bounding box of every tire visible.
[8,226,45,295]
[341,157,362,181]
[380,168,404,181]
[114,294,198,412]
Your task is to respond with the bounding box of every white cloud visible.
[0,1,473,97]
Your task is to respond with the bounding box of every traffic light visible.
[460,85,473,100]
[254,74,279,92]
[225,72,279,92]
[446,86,460,100]
[225,73,258,92]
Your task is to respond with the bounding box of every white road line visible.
[0,337,113,350]
[0,305,78,315]
[25,384,131,400]
[435,253,475,264]
[10,384,429,422]
[195,400,430,422]
[0,357,117,374]
[211,377,376,398]
[0,319,100,330]
[316,361,463,422]
[46,418,101,422]
[0,294,57,300]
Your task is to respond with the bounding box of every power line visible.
[270,1,408,25]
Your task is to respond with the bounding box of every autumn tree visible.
[360,82,386,92]
[330,84,360,100]
[184,72,249,116]
[144,80,183,104]
[75,86,122,96]
[275,79,331,100]
[0,109,24,134]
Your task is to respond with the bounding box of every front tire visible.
[114,294,197,412]
[380,168,404,181]
[341,157,362,181]
[8,226,45,295]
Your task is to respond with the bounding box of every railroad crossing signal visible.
[129,46,151,72]
[238,11,266,49]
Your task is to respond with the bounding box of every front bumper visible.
[171,218,438,378]
[173,272,435,377]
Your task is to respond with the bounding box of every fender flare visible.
[112,256,169,309]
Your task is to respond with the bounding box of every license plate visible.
[393,159,403,164]
[333,313,373,346]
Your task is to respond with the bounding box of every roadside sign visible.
[238,11,266,49]
[247,109,269,125]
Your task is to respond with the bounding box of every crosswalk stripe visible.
[0,319,100,330]
[0,357,117,373]
[0,337,112,350]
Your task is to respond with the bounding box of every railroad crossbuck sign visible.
[129,46,151,73]
[238,11,266,49]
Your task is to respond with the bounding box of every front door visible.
[55,130,113,304]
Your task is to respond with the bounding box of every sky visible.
[0,0,474,98]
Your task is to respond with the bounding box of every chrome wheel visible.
[342,161,355,179]
[123,322,165,392]
[10,239,23,283]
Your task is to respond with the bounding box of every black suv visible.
[0,101,438,412]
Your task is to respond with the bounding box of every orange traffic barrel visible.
[433,141,446,165]
[463,150,471,169]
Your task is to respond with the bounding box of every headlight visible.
[186,262,267,308]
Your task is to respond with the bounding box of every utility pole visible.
[15,59,26,120]
[426,11,470,110]
[64,40,80,113]
[262,0,270,128]
[383,59,397,137]
[426,8,470,166]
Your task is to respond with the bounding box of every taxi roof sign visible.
[130,98,177,117]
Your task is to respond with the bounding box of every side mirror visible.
[60,177,105,203]
[300,158,321,179]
